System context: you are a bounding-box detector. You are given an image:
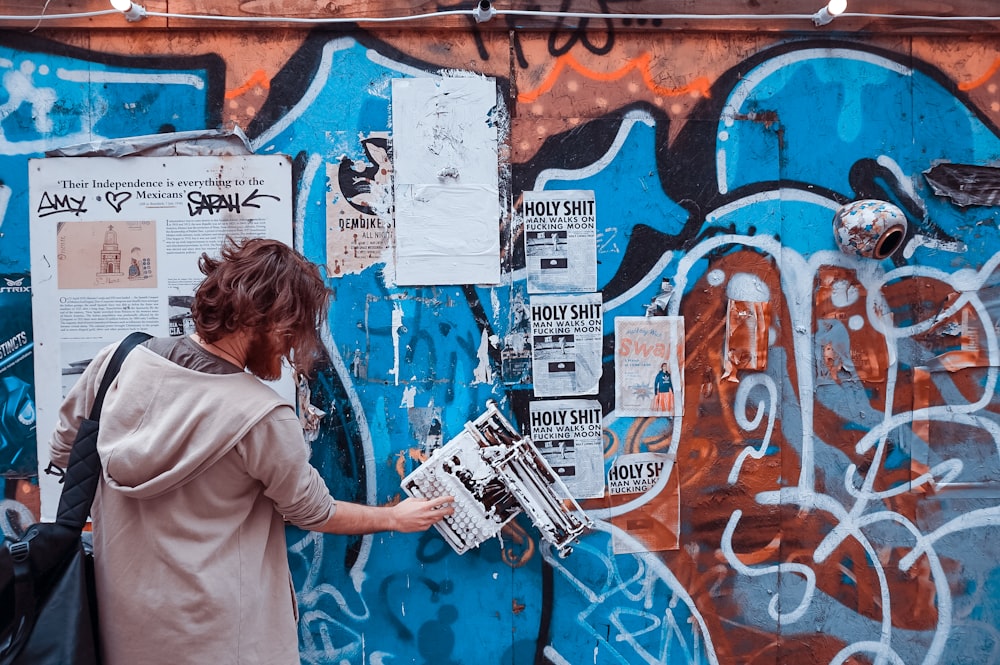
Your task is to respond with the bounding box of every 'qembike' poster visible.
[325,131,394,277]
[529,293,603,397]
[614,316,684,418]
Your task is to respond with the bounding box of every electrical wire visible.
[0,7,997,25]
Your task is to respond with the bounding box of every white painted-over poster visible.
[391,76,500,285]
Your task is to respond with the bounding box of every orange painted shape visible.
[958,57,1000,91]
[518,53,711,104]
[226,69,272,100]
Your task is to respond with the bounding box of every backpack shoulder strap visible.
[87,331,153,421]
[55,332,152,529]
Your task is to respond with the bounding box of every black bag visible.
[0,332,151,665]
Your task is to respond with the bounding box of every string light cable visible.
[0,3,999,25]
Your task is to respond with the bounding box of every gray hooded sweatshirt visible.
[50,339,337,665]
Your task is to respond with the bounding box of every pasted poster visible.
[391,76,501,286]
[326,132,394,276]
[0,274,35,476]
[500,286,533,385]
[29,155,292,519]
[529,293,603,397]
[522,190,596,294]
[607,452,679,554]
[614,316,684,417]
[528,399,605,499]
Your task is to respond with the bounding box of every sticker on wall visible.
[528,399,606,499]
[607,452,678,554]
[529,293,603,397]
[325,132,394,276]
[720,272,771,382]
[522,189,597,294]
[391,76,501,286]
[614,316,684,418]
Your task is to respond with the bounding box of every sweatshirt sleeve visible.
[236,407,337,530]
[49,343,117,469]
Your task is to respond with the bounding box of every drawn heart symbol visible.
[106,191,132,213]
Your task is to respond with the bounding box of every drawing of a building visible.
[98,225,123,277]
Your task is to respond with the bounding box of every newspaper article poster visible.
[607,452,679,553]
[529,293,603,397]
[325,131,394,277]
[528,399,605,499]
[614,316,684,417]
[391,76,500,286]
[522,189,597,294]
[29,154,293,519]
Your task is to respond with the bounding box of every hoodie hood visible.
[95,345,288,499]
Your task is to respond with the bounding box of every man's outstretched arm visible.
[318,495,454,534]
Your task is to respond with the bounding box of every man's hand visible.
[391,496,455,532]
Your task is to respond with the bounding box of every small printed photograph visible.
[57,221,157,289]
[533,333,576,356]
[535,438,576,479]
[168,295,195,337]
[525,230,568,253]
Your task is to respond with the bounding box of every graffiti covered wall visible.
[2,9,1000,664]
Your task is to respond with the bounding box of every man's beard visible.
[245,331,286,381]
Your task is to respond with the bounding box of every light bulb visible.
[109,0,147,21]
[812,0,847,26]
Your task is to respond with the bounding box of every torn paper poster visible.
[719,272,771,382]
[325,132,394,276]
[607,452,679,554]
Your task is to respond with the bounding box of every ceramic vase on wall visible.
[832,199,908,260]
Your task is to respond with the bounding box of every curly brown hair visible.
[191,237,331,377]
